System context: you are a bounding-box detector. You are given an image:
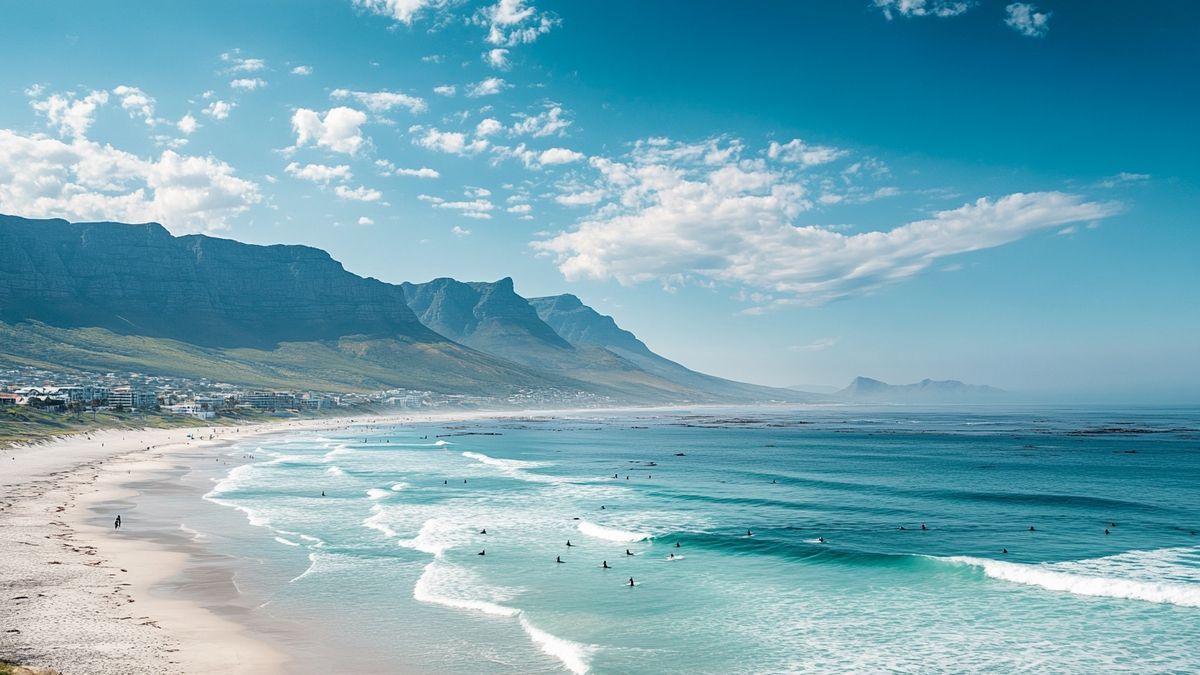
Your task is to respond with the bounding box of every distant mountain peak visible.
[837,376,1004,402]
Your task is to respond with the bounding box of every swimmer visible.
[1029,526,1036,531]
[921,523,927,531]
[1105,528,1110,535]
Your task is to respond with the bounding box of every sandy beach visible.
[0,417,385,674]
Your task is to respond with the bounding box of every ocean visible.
[184,406,1198,673]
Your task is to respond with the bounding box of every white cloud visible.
[230,78,267,91]
[1005,3,1051,37]
[27,88,110,139]
[285,161,353,184]
[1096,172,1150,188]
[220,50,267,73]
[538,147,585,165]
[767,138,847,167]
[331,88,427,114]
[177,113,199,135]
[354,0,445,25]
[291,65,313,76]
[410,125,489,155]
[397,167,440,178]
[475,118,504,137]
[433,85,457,97]
[555,189,605,206]
[466,77,509,97]
[203,100,235,120]
[511,105,571,137]
[111,85,157,125]
[532,137,1120,308]
[452,225,472,237]
[0,128,260,232]
[358,216,375,225]
[788,338,838,352]
[292,107,369,155]
[475,0,558,46]
[334,184,382,201]
[874,0,973,19]
[419,193,494,219]
[507,203,532,214]
[485,48,510,69]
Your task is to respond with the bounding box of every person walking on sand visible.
[114,514,121,529]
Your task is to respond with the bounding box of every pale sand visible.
[0,405,684,673]
[0,417,381,674]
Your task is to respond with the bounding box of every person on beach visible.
[114,514,121,529]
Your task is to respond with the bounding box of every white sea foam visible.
[363,504,398,539]
[275,536,300,547]
[578,520,649,543]
[519,614,597,675]
[290,552,320,583]
[397,517,473,556]
[322,444,354,462]
[944,547,1200,607]
[412,557,520,614]
[325,465,346,477]
[462,451,564,483]
[366,488,392,500]
[390,482,409,491]
[435,439,451,446]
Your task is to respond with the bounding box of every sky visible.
[0,0,1197,400]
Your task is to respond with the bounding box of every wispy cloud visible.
[1004,3,1051,37]
[788,338,838,352]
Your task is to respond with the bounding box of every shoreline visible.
[0,405,697,673]
[0,415,392,673]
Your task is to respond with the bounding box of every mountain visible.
[835,376,1006,403]
[0,214,797,404]
[529,294,808,402]
[0,215,570,395]
[402,280,800,403]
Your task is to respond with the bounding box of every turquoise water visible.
[200,407,1200,673]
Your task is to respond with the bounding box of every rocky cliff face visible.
[0,215,437,348]
[401,277,573,353]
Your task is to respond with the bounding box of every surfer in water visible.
[1002,548,1008,554]
[625,549,634,556]
[818,537,825,544]
[566,540,574,547]
[480,529,487,535]
[1105,528,1110,535]
[669,553,675,559]
[746,529,753,537]
[556,556,564,563]
[478,550,486,556]
[675,542,681,548]
[921,523,927,531]
[1029,526,1036,531]
[602,561,610,569]
[628,577,635,587]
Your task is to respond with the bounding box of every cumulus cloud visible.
[375,159,440,178]
[334,184,382,201]
[466,77,509,97]
[532,137,1120,308]
[538,147,585,165]
[230,77,267,91]
[874,0,973,19]
[358,216,374,225]
[292,107,369,155]
[452,225,472,237]
[203,100,235,120]
[475,117,504,137]
[409,125,489,155]
[285,161,353,184]
[474,0,558,46]
[419,193,494,219]
[331,88,427,114]
[111,85,157,125]
[433,85,456,97]
[291,65,313,76]
[354,0,445,25]
[177,114,199,135]
[221,50,267,73]
[485,48,510,69]
[511,105,571,137]
[27,87,109,139]
[1005,3,1051,37]
[767,138,847,167]
[0,128,260,232]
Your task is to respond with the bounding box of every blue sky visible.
[1,0,1197,399]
